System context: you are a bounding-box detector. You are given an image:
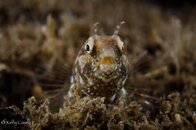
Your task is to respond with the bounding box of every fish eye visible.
[84,37,94,54]
[85,44,91,53]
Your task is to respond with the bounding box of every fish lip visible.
[99,56,115,65]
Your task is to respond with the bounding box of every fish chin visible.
[93,65,118,82]
[99,64,116,74]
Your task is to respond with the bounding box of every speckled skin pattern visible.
[68,35,129,103]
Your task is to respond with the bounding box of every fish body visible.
[68,35,128,103]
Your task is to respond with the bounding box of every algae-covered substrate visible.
[0,0,196,130]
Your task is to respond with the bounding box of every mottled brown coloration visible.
[68,35,129,103]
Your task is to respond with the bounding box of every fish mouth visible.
[92,56,120,81]
[98,56,116,75]
[100,56,115,65]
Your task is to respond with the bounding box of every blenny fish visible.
[67,34,129,103]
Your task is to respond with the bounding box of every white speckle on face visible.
[122,55,129,69]
[79,76,84,85]
[78,55,88,73]
[67,84,75,97]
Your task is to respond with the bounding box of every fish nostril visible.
[100,57,115,64]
